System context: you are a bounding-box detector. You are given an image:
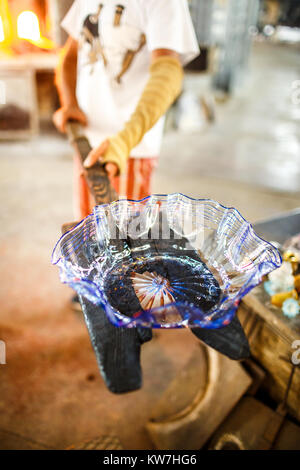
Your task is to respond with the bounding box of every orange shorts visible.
[73,154,158,220]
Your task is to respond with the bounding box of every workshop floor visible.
[0,41,299,450]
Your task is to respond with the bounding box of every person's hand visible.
[84,139,119,180]
[53,105,87,133]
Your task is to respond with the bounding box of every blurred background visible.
[0,0,299,450]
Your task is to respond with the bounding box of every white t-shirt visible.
[62,0,199,157]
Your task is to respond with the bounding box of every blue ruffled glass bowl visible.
[52,194,282,329]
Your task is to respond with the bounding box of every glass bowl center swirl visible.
[104,255,221,322]
[131,271,175,309]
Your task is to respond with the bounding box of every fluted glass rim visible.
[52,194,282,328]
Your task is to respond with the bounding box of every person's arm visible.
[84,49,183,178]
[53,36,87,133]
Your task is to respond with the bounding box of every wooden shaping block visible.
[146,344,252,450]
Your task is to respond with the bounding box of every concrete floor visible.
[157,41,300,221]
[0,41,299,449]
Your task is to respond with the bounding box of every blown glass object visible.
[52,194,282,328]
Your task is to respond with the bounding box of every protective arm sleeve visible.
[102,55,183,173]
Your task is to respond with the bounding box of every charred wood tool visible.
[64,122,152,394]
[191,316,250,361]
[61,122,249,394]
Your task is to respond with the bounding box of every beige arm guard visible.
[102,55,183,173]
